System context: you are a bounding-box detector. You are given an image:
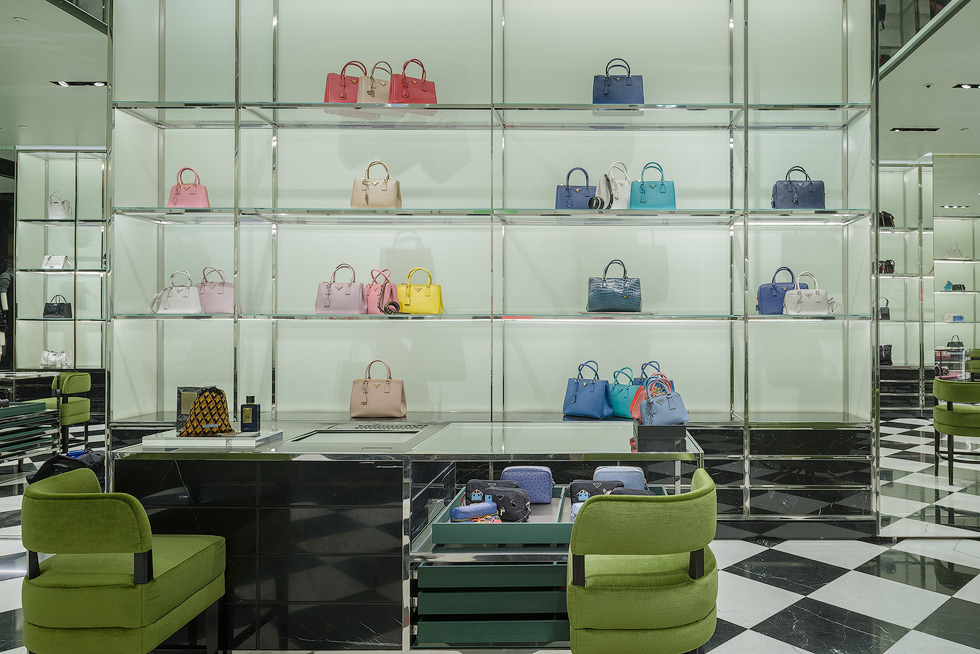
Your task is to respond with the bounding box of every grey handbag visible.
[587,259,641,312]
[771,166,826,209]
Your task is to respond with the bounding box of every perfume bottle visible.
[241,396,260,432]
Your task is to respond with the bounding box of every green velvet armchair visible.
[21,468,226,654]
[566,468,717,654]
[30,372,91,452]
[933,378,980,484]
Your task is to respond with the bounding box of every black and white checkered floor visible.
[0,419,975,653]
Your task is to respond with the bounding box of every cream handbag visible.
[358,61,393,104]
[351,161,402,209]
[783,271,830,315]
[604,161,632,209]
[149,270,204,314]
[40,350,74,369]
[350,359,407,418]
[47,193,72,220]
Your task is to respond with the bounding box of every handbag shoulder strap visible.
[796,270,819,290]
[365,359,393,380]
[330,263,356,285]
[407,267,433,286]
[176,168,201,186]
[771,266,794,284]
[881,297,889,307]
[602,259,628,279]
[613,367,634,385]
[640,162,665,184]
[148,288,167,313]
[565,167,589,189]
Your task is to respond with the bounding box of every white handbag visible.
[947,242,965,259]
[783,271,830,315]
[40,350,74,369]
[149,270,204,314]
[47,193,72,220]
[605,161,632,209]
[358,61,393,104]
[41,255,72,270]
[351,161,402,209]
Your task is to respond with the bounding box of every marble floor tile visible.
[892,472,967,492]
[954,572,980,605]
[880,481,951,504]
[0,580,22,616]
[753,597,907,654]
[0,611,21,654]
[884,629,980,654]
[880,495,932,518]
[881,426,914,434]
[0,500,21,516]
[807,570,948,629]
[0,530,21,540]
[914,598,980,649]
[0,647,25,654]
[0,544,23,560]
[904,418,935,425]
[881,434,934,446]
[856,550,980,596]
[880,518,979,538]
[902,443,940,455]
[772,540,889,570]
[879,446,904,457]
[892,538,980,569]
[0,555,25,584]
[879,469,913,484]
[710,539,768,570]
[880,458,933,473]
[716,570,804,629]
[724,549,848,596]
[703,618,745,652]
[706,629,818,654]
[911,506,980,532]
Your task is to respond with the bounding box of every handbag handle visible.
[371,268,393,284]
[607,161,631,184]
[577,360,600,381]
[770,266,795,284]
[604,58,632,78]
[365,60,393,98]
[640,162,665,184]
[400,58,429,96]
[407,267,434,286]
[565,167,589,189]
[329,263,356,285]
[647,372,673,391]
[785,166,811,182]
[640,360,661,377]
[602,259,628,279]
[169,270,193,288]
[340,60,367,78]
[795,270,819,291]
[48,294,68,303]
[364,160,391,181]
[364,359,393,381]
[202,266,226,284]
[176,168,201,187]
[613,367,634,386]
[881,297,889,307]
[644,378,671,397]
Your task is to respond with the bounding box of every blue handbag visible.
[592,58,644,105]
[633,361,678,391]
[771,166,826,209]
[640,379,690,426]
[757,267,808,315]
[629,162,676,210]
[594,465,647,490]
[450,501,498,522]
[501,466,555,504]
[610,367,641,419]
[587,259,642,312]
[562,360,614,419]
[555,167,596,210]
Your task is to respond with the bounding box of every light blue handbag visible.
[593,465,646,490]
[609,367,642,419]
[640,379,689,426]
[629,162,676,210]
[562,360,613,419]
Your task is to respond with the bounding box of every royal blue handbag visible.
[633,361,678,391]
[771,166,826,209]
[592,58,644,105]
[640,379,690,426]
[587,259,641,313]
[555,167,596,209]
[757,267,807,315]
[629,162,676,210]
[562,360,614,419]
[501,466,555,504]
[610,367,642,419]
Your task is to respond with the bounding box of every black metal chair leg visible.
[83,422,89,448]
[948,432,955,486]
[206,600,219,654]
[60,425,69,453]
[935,430,941,477]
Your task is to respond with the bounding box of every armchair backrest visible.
[57,372,91,395]
[23,468,152,555]
[933,378,980,404]
[570,468,716,557]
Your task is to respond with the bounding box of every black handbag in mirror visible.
[43,295,72,319]
[948,335,964,348]
[879,345,893,366]
[879,298,890,320]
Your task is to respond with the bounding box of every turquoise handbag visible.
[610,367,642,419]
[629,162,676,210]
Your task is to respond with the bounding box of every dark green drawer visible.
[418,590,566,615]
[416,618,570,647]
[418,562,567,589]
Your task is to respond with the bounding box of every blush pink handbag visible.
[167,168,210,208]
[350,359,407,418]
[389,59,437,104]
[324,60,367,103]
[366,268,400,315]
[196,267,235,314]
[315,264,367,315]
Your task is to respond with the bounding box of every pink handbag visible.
[196,267,235,314]
[389,59,437,104]
[366,268,400,315]
[315,264,367,315]
[324,60,367,103]
[167,168,210,208]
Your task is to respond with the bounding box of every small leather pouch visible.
[465,479,519,505]
[609,488,656,496]
[501,466,554,504]
[483,487,532,522]
[451,501,499,522]
[569,479,624,503]
[593,465,646,490]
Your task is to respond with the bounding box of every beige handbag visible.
[358,61,393,104]
[350,359,407,418]
[351,161,402,209]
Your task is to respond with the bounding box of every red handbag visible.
[324,60,367,103]
[389,59,437,104]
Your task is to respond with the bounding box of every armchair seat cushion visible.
[23,534,224,630]
[29,396,90,425]
[934,404,980,438]
[566,548,717,631]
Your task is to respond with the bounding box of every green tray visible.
[418,562,568,589]
[416,618,569,648]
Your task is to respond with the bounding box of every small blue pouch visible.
[571,502,584,521]
[501,465,554,504]
[451,501,498,522]
[594,465,646,490]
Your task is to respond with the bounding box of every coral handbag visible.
[397,267,443,315]
[358,61,393,104]
[196,266,235,314]
[350,359,407,418]
[315,264,367,315]
[390,59,437,104]
[366,268,400,315]
[324,60,367,103]
[167,168,210,208]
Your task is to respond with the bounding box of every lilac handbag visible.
[196,267,234,314]
[501,466,554,504]
[315,264,367,315]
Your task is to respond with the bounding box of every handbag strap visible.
[881,297,889,307]
[400,58,429,95]
[176,168,201,186]
[371,268,392,284]
[602,259,628,279]
[577,360,600,381]
[565,167,589,190]
[785,166,811,182]
[640,162,665,184]
[607,161,631,184]
[795,270,819,290]
[365,160,391,181]
[604,58,632,78]
[648,372,672,391]
[771,266,795,284]
[340,60,367,78]
[329,263,356,285]
[640,360,661,377]
[613,367,634,385]
[202,266,226,284]
[644,378,671,397]
[365,359,393,381]
[48,294,68,304]
[407,267,434,286]
[169,270,193,288]
[365,60,393,98]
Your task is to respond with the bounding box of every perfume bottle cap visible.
[246,396,255,404]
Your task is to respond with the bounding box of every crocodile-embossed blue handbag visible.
[592,58,644,104]
[587,259,641,312]
[555,167,596,209]
[562,360,614,419]
[771,166,825,209]
[639,379,689,426]
[501,466,555,504]
[629,162,676,210]
[757,266,807,315]
[610,367,642,418]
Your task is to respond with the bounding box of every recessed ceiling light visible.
[49,81,109,87]
[890,127,940,132]
[12,16,28,23]
[93,82,105,87]
[56,81,69,87]
[941,205,970,209]
[954,84,980,89]
[18,125,27,129]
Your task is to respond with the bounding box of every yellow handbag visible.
[397,267,444,315]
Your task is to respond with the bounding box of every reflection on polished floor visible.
[0,420,976,653]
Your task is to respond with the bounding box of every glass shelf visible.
[935,291,978,295]
[113,207,493,225]
[746,412,872,427]
[934,259,978,263]
[17,217,107,225]
[16,269,106,274]
[744,105,871,130]
[879,274,935,279]
[244,103,493,130]
[746,210,871,225]
[500,313,737,321]
[16,318,104,323]
[114,103,241,129]
[879,227,933,233]
[496,209,742,226]
[747,314,872,321]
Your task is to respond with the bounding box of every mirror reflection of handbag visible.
[397,267,443,315]
[783,271,829,315]
[879,297,890,320]
[878,260,896,274]
[43,295,73,319]
[149,271,204,314]
[350,359,407,418]
[315,264,367,315]
[879,345,893,366]
[629,162,676,210]
[358,61,393,104]
[771,166,825,209]
[167,168,210,208]
[40,351,73,369]
[196,267,235,314]
[878,211,895,227]
[587,259,641,313]
[47,193,72,220]
[180,387,235,437]
[946,242,965,259]
[947,335,964,348]
[41,255,71,270]
[351,161,402,209]
[324,60,366,103]
[593,58,644,104]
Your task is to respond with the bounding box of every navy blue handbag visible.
[771,166,826,209]
[555,167,596,209]
[592,58,644,105]
[757,267,807,315]
[562,360,613,419]
[587,259,641,312]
